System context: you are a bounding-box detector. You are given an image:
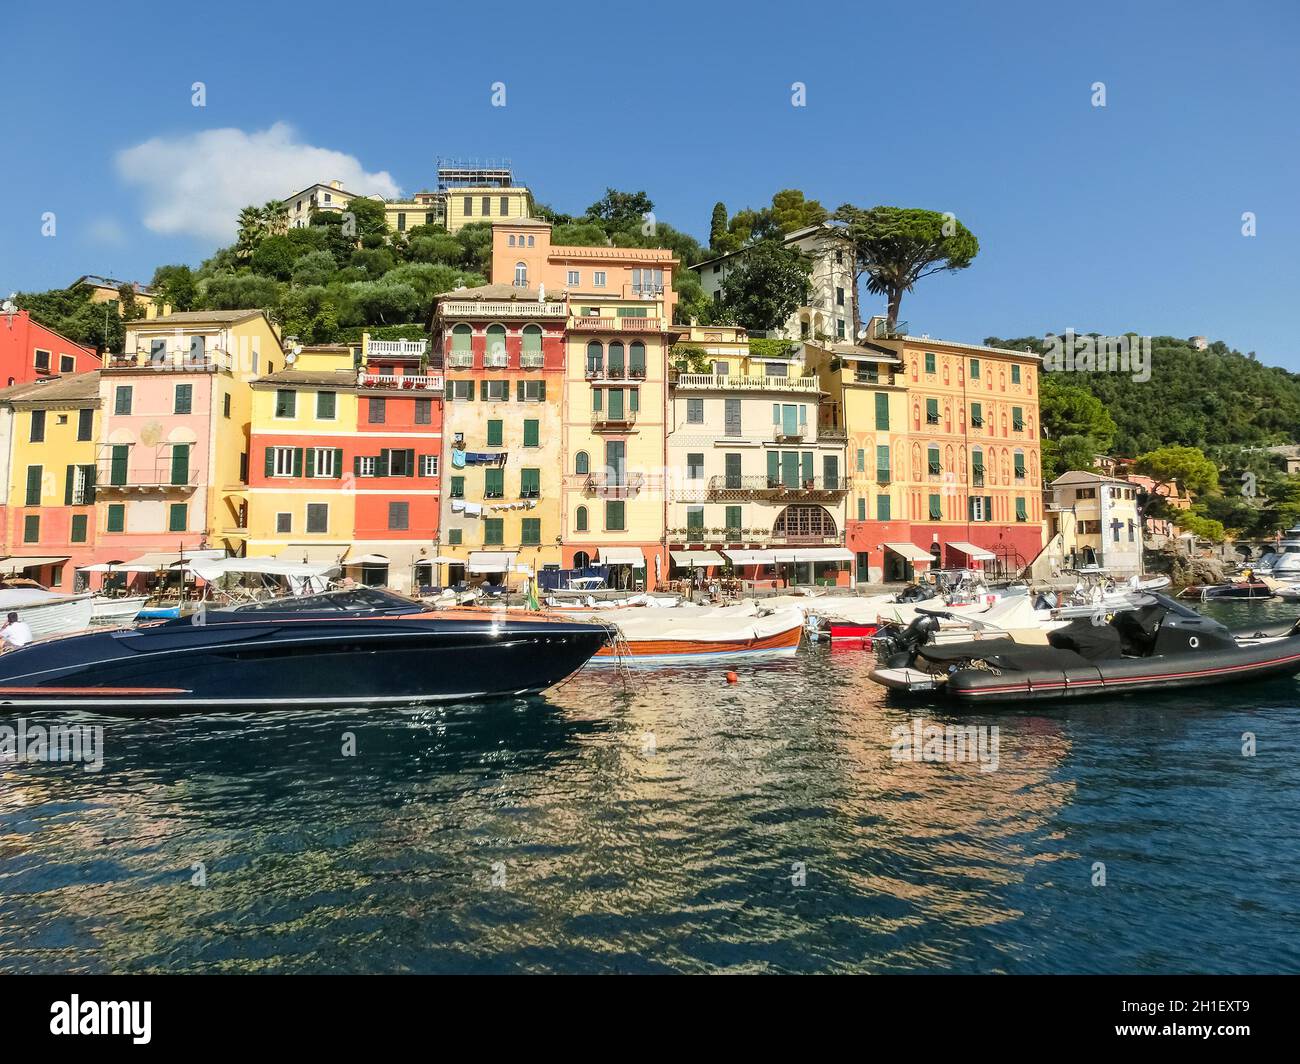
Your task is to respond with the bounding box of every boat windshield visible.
[229,588,424,614]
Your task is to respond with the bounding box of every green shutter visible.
[480,380,488,401]
[171,444,189,485]
[487,420,503,446]
[292,447,303,477]
[516,380,525,402]
[875,392,889,429]
[334,448,344,478]
[801,452,813,484]
[929,494,942,520]
[877,495,890,521]
[106,503,124,533]
[168,503,187,532]
[65,465,75,505]
[305,448,315,478]
[405,448,415,476]
[83,464,96,503]
[523,420,539,447]
[265,447,276,478]
[26,464,42,506]
[767,450,779,485]
[985,496,993,520]
[538,381,546,402]
[376,450,389,477]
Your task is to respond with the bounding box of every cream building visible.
[1045,470,1142,577]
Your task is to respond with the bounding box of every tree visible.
[290,250,338,288]
[249,235,299,281]
[833,205,979,329]
[716,239,811,333]
[15,284,123,353]
[709,202,728,250]
[150,265,197,311]
[1132,445,1220,499]
[769,189,826,234]
[1042,434,1100,482]
[586,188,653,229]
[1038,374,1118,445]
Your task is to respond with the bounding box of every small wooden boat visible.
[0,586,94,637]
[91,595,148,627]
[1179,580,1273,601]
[589,604,804,664]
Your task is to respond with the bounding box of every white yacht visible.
[1255,524,1300,577]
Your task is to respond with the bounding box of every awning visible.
[117,549,226,572]
[782,547,853,563]
[723,549,776,566]
[467,551,516,574]
[0,555,69,573]
[670,550,725,566]
[949,541,996,562]
[347,554,390,566]
[188,556,341,582]
[598,547,646,567]
[884,541,934,563]
[276,545,348,565]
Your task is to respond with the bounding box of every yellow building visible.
[0,372,101,591]
[384,164,531,235]
[667,326,852,587]
[1044,470,1142,577]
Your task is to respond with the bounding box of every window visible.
[388,502,410,531]
[451,324,472,354]
[483,380,509,402]
[605,501,626,531]
[223,393,232,419]
[856,448,865,472]
[420,454,439,477]
[575,504,590,532]
[575,452,589,475]
[875,392,889,430]
[527,235,534,247]
[271,447,298,477]
[514,262,528,287]
[357,456,376,478]
[972,447,985,486]
[970,496,988,521]
[687,453,704,479]
[485,468,504,498]
[766,362,788,377]
[686,506,705,539]
[275,390,296,418]
[876,445,891,483]
[109,444,129,485]
[30,410,45,442]
[77,408,93,440]
[877,495,891,521]
[34,349,51,372]
[317,391,337,420]
[593,271,606,287]
[927,445,941,477]
[929,494,943,520]
[386,448,414,477]
[686,398,704,424]
[724,397,741,436]
[149,339,166,362]
[1017,497,1029,522]
[481,195,490,216]
[485,324,507,359]
[60,354,76,373]
[448,529,462,545]
[855,364,879,384]
[368,397,386,423]
[312,447,336,478]
[464,196,472,216]
[115,386,133,415]
[836,286,845,306]
[174,383,192,414]
[499,195,509,215]
[1014,450,1026,479]
[520,468,540,498]
[567,270,580,286]
[450,380,474,401]
[1011,364,1022,384]
[396,211,407,232]
[836,319,846,339]
[725,505,742,536]
[306,503,328,534]
[276,512,292,534]
[924,352,936,374]
[971,401,983,428]
[484,518,504,545]
[521,324,543,359]
[168,502,187,532]
[858,497,867,521]
[521,518,541,545]
[106,503,125,533]
[523,419,540,447]
[926,398,939,424]
[1012,406,1024,432]
[25,464,42,505]
[487,420,503,446]
[70,513,88,543]
[170,444,190,485]
[450,475,464,498]
[23,515,40,542]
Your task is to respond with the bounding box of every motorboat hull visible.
[0,592,94,638]
[90,595,148,627]
[590,621,802,664]
[0,610,608,713]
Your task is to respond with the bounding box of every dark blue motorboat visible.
[0,588,609,713]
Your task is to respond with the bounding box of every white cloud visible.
[88,217,127,244]
[115,122,401,242]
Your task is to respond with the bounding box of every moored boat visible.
[90,595,149,627]
[589,603,804,663]
[0,586,94,638]
[0,588,608,712]
[868,593,1300,705]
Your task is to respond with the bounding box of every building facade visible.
[668,326,851,586]
[1046,471,1142,577]
[1,310,100,387]
[281,180,359,229]
[384,164,531,235]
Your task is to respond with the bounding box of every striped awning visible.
[884,541,933,563]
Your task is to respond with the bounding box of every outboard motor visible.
[895,583,932,604]
[873,612,943,668]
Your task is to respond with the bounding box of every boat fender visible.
[725,671,739,685]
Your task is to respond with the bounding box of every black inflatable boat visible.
[868,593,1300,705]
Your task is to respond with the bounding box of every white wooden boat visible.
[0,588,95,638]
[90,595,149,627]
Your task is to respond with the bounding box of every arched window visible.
[486,324,506,357]
[575,507,589,533]
[629,341,646,377]
[521,324,542,355]
[451,323,472,353]
[514,261,528,286]
[607,341,625,375]
[772,505,838,540]
[575,451,590,475]
[585,341,603,376]
[508,234,516,246]
[573,549,591,568]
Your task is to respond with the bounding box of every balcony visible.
[584,363,647,381]
[972,471,986,487]
[447,352,474,368]
[440,301,567,319]
[774,431,806,444]
[105,352,225,373]
[520,353,544,369]
[572,316,662,333]
[366,339,427,359]
[360,372,443,390]
[519,488,541,500]
[591,408,638,430]
[706,475,848,501]
[671,373,819,393]
[583,472,645,499]
[875,470,892,484]
[484,353,509,369]
[98,465,201,493]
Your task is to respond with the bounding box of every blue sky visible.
[2,0,1296,365]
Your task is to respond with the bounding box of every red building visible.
[0,310,100,387]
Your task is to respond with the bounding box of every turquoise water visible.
[1,598,1299,973]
